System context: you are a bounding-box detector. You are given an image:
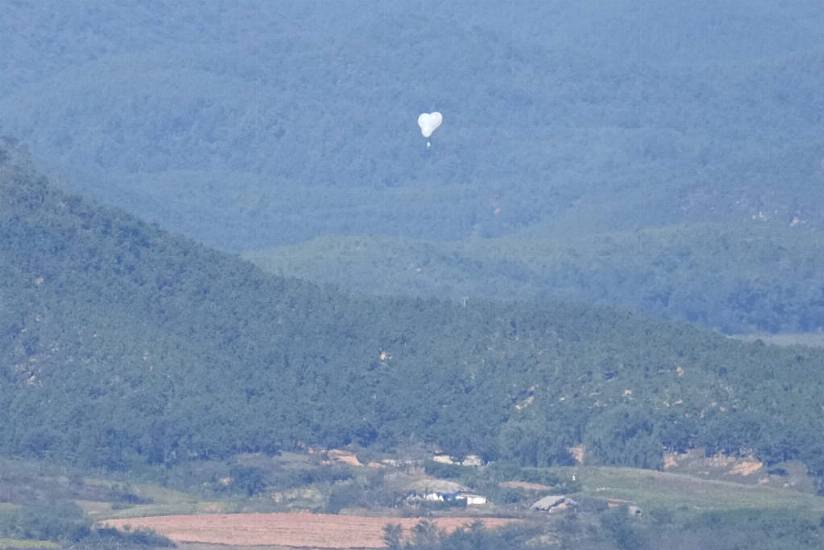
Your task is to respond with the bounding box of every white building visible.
[459,493,488,506]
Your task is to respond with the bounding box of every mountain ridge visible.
[244,223,824,333]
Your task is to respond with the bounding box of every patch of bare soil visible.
[663,449,764,478]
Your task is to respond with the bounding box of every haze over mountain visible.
[2,1,823,335]
[245,224,824,334]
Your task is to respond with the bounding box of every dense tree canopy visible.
[2,143,824,486]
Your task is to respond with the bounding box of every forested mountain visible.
[246,224,824,334]
[1,0,822,248]
[2,0,823,335]
[3,142,824,487]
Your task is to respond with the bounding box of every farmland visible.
[104,513,518,548]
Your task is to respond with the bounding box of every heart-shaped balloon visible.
[418,112,443,138]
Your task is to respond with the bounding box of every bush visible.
[423,460,464,480]
[228,465,266,496]
[326,482,362,514]
[11,501,91,542]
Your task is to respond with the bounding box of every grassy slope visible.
[568,466,824,515]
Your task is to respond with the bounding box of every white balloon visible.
[418,112,443,139]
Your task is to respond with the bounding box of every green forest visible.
[3,141,824,485]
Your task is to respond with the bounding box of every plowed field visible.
[105,512,517,548]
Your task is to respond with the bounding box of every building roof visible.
[406,478,469,493]
[530,495,567,510]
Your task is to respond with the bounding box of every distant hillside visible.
[245,224,824,334]
[3,1,823,338]
[2,142,824,486]
[1,0,823,251]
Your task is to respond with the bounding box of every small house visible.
[459,493,488,506]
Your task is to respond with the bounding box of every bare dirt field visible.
[104,512,518,548]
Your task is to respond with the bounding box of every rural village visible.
[8,442,800,549]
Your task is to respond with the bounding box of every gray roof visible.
[530,495,567,510]
[406,479,468,493]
